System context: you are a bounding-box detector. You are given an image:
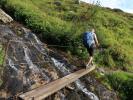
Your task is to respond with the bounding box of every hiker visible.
[83,28,99,68]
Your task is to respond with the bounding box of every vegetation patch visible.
[0,44,4,65]
[0,44,4,86]
[106,71,133,100]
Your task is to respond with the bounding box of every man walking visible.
[83,29,99,68]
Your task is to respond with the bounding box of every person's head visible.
[91,28,95,33]
[86,28,95,32]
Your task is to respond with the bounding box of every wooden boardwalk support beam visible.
[19,66,95,100]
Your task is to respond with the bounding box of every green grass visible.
[106,71,133,100]
[0,0,133,69]
[0,45,4,65]
[0,45,4,86]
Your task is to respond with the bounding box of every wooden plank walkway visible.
[19,66,95,100]
[0,9,13,23]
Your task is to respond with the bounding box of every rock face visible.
[0,9,13,23]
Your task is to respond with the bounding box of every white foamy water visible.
[51,58,99,100]
[23,43,50,82]
[23,46,39,72]
[32,33,42,45]
[23,27,48,56]
[75,80,99,100]
[51,58,71,75]
[8,58,18,72]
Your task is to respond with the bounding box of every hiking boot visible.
[86,61,95,69]
[86,64,91,69]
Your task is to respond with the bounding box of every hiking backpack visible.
[83,32,95,47]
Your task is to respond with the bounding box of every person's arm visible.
[93,33,99,47]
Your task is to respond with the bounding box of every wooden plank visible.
[19,66,95,100]
[0,9,13,23]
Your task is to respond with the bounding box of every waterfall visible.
[22,27,48,58]
[23,41,50,82]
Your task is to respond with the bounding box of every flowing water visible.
[51,58,99,100]
[0,24,117,100]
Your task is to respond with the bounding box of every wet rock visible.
[6,77,23,95]
[66,91,81,100]
[101,90,118,100]
[85,76,118,100]
[96,85,118,100]
[0,9,13,23]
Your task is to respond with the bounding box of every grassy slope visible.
[106,71,133,100]
[1,0,133,70]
